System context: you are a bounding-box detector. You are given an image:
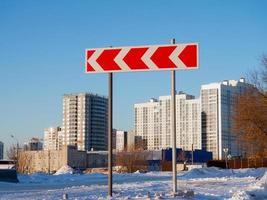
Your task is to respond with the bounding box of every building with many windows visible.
[114,130,127,152]
[44,127,63,150]
[201,78,253,159]
[62,93,108,151]
[23,138,43,151]
[134,92,201,151]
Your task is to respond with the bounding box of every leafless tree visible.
[115,144,148,173]
[177,151,187,162]
[6,144,17,161]
[17,151,33,173]
[233,54,267,158]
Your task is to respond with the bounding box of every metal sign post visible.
[171,38,177,194]
[108,72,113,197]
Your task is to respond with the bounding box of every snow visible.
[0,167,267,199]
[257,171,267,186]
[54,165,74,175]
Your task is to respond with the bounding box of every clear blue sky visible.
[0,0,267,152]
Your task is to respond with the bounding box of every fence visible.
[208,158,267,169]
[228,158,267,169]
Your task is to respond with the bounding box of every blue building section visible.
[147,160,161,171]
[162,148,212,163]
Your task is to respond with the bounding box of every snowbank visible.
[230,190,251,200]
[257,171,267,187]
[230,170,267,200]
[1,167,267,200]
[181,167,267,180]
[54,165,74,175]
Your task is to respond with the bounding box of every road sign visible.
[85,40,199,197]
[85,43,198,73]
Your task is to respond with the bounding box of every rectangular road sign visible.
[85,43,198,73]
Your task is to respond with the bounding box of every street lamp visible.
[223,148,229,169]
[11,134,19,169]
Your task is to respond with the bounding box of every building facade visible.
[23,138,43,151]
[19,146,107,173]
[115,130,127,152]
[135,93,201,151]
[44,127,63,150]
[201,78,252,159]
[0,141,3,160]
[62,93,108,151]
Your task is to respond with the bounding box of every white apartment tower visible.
[201,78,252,159]
[135,93,201,151]
[44,127,63,150]
[62,93,108,151]
[135,98,160,150]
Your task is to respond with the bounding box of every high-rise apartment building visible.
[134,93,201,151]
[0,141,3,160]
[44,127,63,150]
[201,78,252,159]
[62,93,108,151]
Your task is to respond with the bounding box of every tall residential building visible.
[134,92,201,151]
[0,141,3,160]
[62,93,108,151]
[201,78,252,159]
[115,130,127,152]
[44,127,63,150]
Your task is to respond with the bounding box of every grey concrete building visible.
[23,138,43,151]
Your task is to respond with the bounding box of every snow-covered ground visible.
[0,167,267,200]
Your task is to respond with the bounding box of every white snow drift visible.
[0,167,266,200]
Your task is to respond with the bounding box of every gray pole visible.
[191,143,194,165]
[16,142,19,170]
[171,38,177,194]
[108,72,113,197]
[48,150,51,175]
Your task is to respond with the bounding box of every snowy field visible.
[0,167,267,200]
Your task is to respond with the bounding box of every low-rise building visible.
[19,146,107,173]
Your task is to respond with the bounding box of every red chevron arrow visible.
[123,47,149,70]
[178,45,197,67]
[86,50,95,72]
[150,46,177,68]
[96,49,122,71]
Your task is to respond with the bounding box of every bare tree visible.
[17,151,33,173]
[177,151,187,162]
[115,144,148,173]
[6,144,17,161]
[233,54,267,158]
